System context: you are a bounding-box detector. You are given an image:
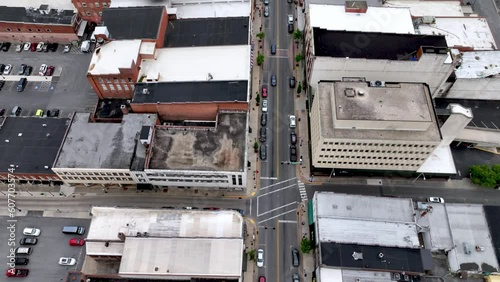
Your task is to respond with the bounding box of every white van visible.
[81,40,90,53]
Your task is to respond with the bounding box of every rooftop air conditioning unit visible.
[142,88,149,95]
[370,81,385,87]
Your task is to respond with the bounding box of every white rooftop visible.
[5,0,75,10]
[384,1,464,17]
[139,45,251,82]
[342,269,393,282]
[319,268,342,282]
[416,203,454,251]
[446,204,499,272]
[317,217,420,248]
[175,3,251,19]
[140,42,156,56]
[314,193,414,222]
[417,145,457,174]
[119,237,243,278]
[417,17,497,50]
[88,40,142,75]
[455,51,500,79]
[309,4,415,34]
[87,207,243,240]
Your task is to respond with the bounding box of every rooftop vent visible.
[378,252,384,258]
[344,88,356,97]
[142,88,150,95]
[358,90,365,96]
[370,81,385,87]
[352,252,363,260]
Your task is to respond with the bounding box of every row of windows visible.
[231,175,243,186]
[318,155,425,161]
[85,11,103,17]
[147,173,230,180]
[62,176,133,181]
[322,142,434,148]
[6,28,52,32]
[149,178,228,184]
[98,77,133,84]
[78,2,108,8]
[318,161,419,167]
[320,148,431,154]
[101,83,132,92]
[58,171,129,177]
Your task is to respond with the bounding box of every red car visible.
[29,44,37,52]
[6,268,29,277]
[69,238,85,246]
[46,66,55,76]
[262,87,268,98]
[259,276,266,282]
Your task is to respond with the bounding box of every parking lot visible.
[0,215,90,281]
[0,45,98,118]
[435,99,500,131]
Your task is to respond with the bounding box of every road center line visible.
[278,220,297,224]
[259,208,297,224]
[258,183,296,197]
[260,177,297,190]
[257,201,298,217]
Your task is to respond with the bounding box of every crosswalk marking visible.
[297,180,307,202]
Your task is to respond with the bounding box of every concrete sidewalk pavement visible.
[297,202,315,282]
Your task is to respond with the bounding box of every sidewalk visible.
[243,218,258,282]
[297,202,315,282]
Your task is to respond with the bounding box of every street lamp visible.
[411,173,426,184]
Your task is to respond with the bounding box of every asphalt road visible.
[255,1,302,282]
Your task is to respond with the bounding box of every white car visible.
[23,227,41,237]
[257,249,264,267]
[15,44,23,52]
[428,197,444,204]
[289,115,296,128]
[3,64,12,75]
[59,257,76,266]
[262,99,268,112]
[63,44,71,53]
[23,42,31,51]
[36,42,44,52]
[39,64,47,76]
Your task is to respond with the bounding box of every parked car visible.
[2,42,11,52]
[0,109,5,116]
[24,66,33,76]
[290,132,297,145]
[52,109,60,117]
[69,238,85,246]
[63,44,71,53]
[18,64,26,75]
[3,64,12,75]
[259,127,266,142]
[38,64,47,76]
[289,115,296,128]
[14,258,29,266]
[35,109,43,117]
[15,44,23,52]
[428,197,444,203]
[289,76,296,88]
[23,42,31,51]
[0,80,4,91]
[262,99,268,112]
[290,145,297,162]
[261,113,267,126]
[262,86,268,98]
[23,227,41,237]
[19,238,38,245]
[46,66,55,76]
[43,44,49,52]
[58,257,76,266]
[288,23,294,33]
[0,64,5,73]
[260,145,267,161]
[264,0,269,4]
[293,274,300,282]
[6,269,29,277]
[292,249,300,267]
[264,6,269,17]
[36,42,44,52]
[259,276,266,282]
[48,43,59,52]
[17,78,27,92]
[30,43,37,52]
[271,44,276,55]
[271,74,277,86]
[257,249,264,267]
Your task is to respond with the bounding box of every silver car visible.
[264,6,269,17]
[262,99,268,112]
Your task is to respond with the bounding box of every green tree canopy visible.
[469,164,500,188]
[293,29,303,41]
[257,52,265,65]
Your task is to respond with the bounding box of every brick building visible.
[0,4,79,43]
[71,0,110,24]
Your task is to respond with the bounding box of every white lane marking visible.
[258,184,296,197]
[259,209,297,224]
[260,177,297,190]
[261,177,278,180]
[279,220,297,224]
[258,201,298,217]
[297,181,307,202]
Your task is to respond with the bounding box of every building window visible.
[37,29,41,32]
[46,29,51,32]
[86,12,91,16]
[82,2,87,7]
[98,77,103,83]
[103,2,108,7]
[95,2,100,7]
[28,28,32,32]
[124,84,129,91]
[101,84,107,91]
[99,11,102,16]
[116,84,122,91]
[6,28,11,31]
[128,78,132,83]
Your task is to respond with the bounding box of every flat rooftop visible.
[308,0,383,6]
[132,81,248,104]
[313,28,447,59]
[102,6,164,40]
[317,217,420,248]
[416,144,457,175]
[454,51,500,79]
[138,45,251,82]
[416,202,454,251]
[417,17,497,50]
[446,204,499,272]
[384,0,464,17]
[147,113,246,172]
[0,6,74,25]
[164,17,249,47]
[54,113,157,169]
[174,3,251,19]
[314,192,415,222]
[309,5,414,34]
[88,40,142,75]
[317,82,442,142]
[320,242,428,273]
[484,206,500,266]
[119,237,243,278]
[2,0,75,11]
[87,207,243,240]
[341,269,394,282]
[0,117,69,174]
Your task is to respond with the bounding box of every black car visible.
[24,66,33,76]
[15,258,29,265]
[271,44,276,55]
[0,109,5,116]
[18,64,27,75]
[292,249,300,267]
[260,145,267,160]
[0,80,4,91]
[0,64,5,73]
[290,145,297,162]
[289,76,296,88]
[288,23,294,33]
[49,43,59,52]
[1,42,11,52]
[261,113,267,126]
[52,109,60,117]
[45,110,51,117]
[20,238,38,245]
[260,127,266,142]
[290,132,297,145]
[271,74,277,87]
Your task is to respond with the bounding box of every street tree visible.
[256,32,265,40]
[293,29,303,41]
[257,52,265,66]
[469,164,500,188]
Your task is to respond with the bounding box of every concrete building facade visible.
[72,0,110,24]
[310,82,442,172]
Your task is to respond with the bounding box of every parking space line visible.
[470,120,478,127]
[480,121,489,128]
[491,122,499,130]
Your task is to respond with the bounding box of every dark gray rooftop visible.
[313,28,448,60]
[148,113,246,172]
[0,117,69,174]
[164,17,249,47]
[0,6,75,25]
[102,6,164,40]
[132,81,248,104]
